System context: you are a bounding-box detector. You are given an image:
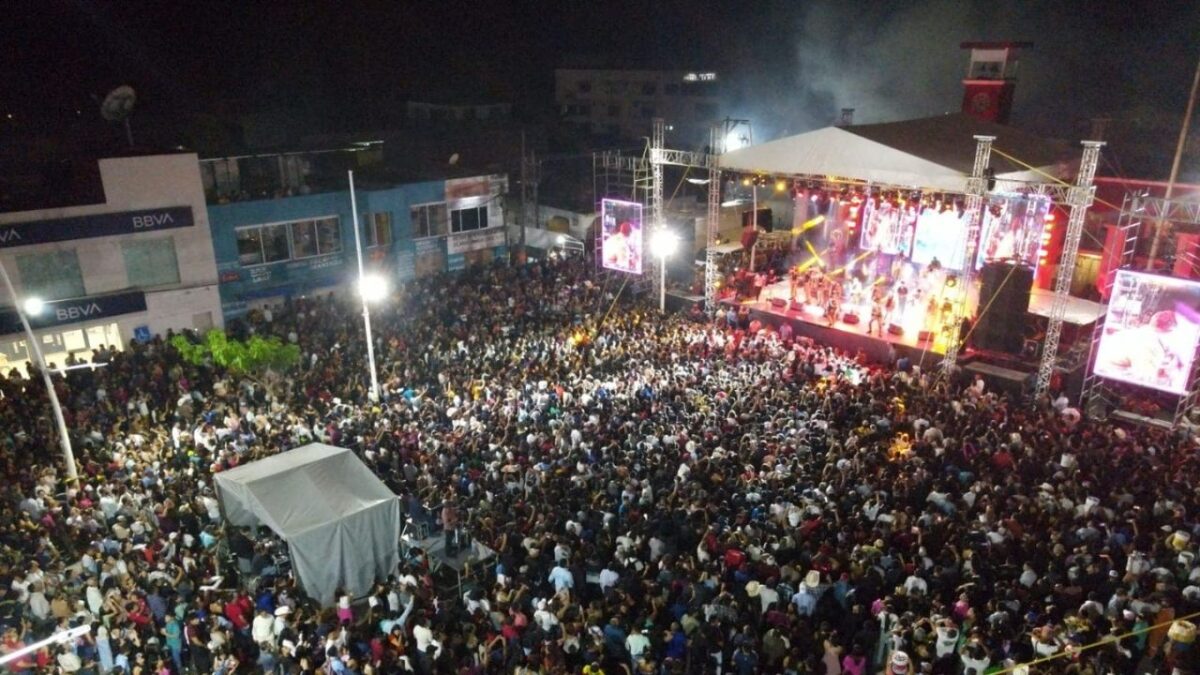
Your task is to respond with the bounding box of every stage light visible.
[946,275,958,288]
[725,132,748,151]
[775,180,787,192]
[741,177,751,187]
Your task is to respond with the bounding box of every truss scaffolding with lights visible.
[1080,193,1200,430]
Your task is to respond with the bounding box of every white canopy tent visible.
[214,443,400,605]
[720,113,1070,192]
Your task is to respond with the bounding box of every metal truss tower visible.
[1032,141,1104,399]
[941,135,994,371]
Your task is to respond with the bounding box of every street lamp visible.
[649,229,679,313]
[0,264,78,483]
[347,170,383,402]
[358,273,389,304]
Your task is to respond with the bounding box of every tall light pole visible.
[650,229,679,313]
[348,171,385,402]
[0,261,78,483]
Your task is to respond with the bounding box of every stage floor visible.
[1028,288,1106,325]
[743,279,947,355]
[730,278,1106,364]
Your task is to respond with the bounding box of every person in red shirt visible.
[2,624,35,673]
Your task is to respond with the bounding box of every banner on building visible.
[0,207,195,249]
[447,227,506,254]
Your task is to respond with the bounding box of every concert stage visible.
[723,278,1106,371]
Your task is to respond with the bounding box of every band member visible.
[826,293,840,327]
[789,267,801,301]
[869,300,884,337]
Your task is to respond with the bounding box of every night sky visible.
[5,1,1200,154]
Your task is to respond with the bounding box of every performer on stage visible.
[826,292,840,327]
[869,300,884,337]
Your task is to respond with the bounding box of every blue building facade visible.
[207,174,508,319]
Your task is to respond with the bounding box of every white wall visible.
[0,153,223,338]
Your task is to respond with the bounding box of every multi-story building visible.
[554,67,721,145]
[0,152,222,371]
[202,149,508,319]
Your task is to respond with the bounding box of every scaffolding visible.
[1081,193,1200,429]
[592,146,652,290]
[941,136,994,371]
[1030,141,1104,399]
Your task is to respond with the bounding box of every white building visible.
[0,152,221,372]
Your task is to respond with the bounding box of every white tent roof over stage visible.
[214,443,400,605]
[720,113,1071,193]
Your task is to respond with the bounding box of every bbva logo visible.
[132,212,175,229]
[55,303,103,321]
[0,229,22,243]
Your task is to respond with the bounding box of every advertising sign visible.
[1093,270,1200,395]
[0,207,194,249]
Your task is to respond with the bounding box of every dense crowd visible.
[2,257,1200,675]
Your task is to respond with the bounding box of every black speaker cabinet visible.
[975,262,1034,354]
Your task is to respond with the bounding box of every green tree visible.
[170,330,300,392]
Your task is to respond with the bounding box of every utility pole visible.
[1147,51,1200,270]
[518,131,528,264]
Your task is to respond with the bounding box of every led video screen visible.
[600,199,644,274]
[1093,270,1200,395]
[911,206,968,270]
[859,198,914,257]
[976,194,1050,269]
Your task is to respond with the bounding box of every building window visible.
[122,238,181,287]
[411,203,448,239]
[577,80,591,93]
[16,250,85,300]
[235,216,340,267]
[450,205,489,233]
[365,212,392,248]
[642,82,657,96]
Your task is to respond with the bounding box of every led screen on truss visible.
[600,198,644,274]
[859,198,914,257]
[911,206,968,271]
[975,194,1050,269]
[1093,270,1200,395]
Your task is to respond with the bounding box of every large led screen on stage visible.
[976,194,1050,269]
[600,199,644,274]
[1093,270,1200,395]
[911,206,968,270]
[860,198,914,257]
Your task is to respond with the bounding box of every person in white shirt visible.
[548,563,574,593]
[626,625,651,665]
[412,619,442,659]
[252,608,275,645]
[598,567,619,592]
